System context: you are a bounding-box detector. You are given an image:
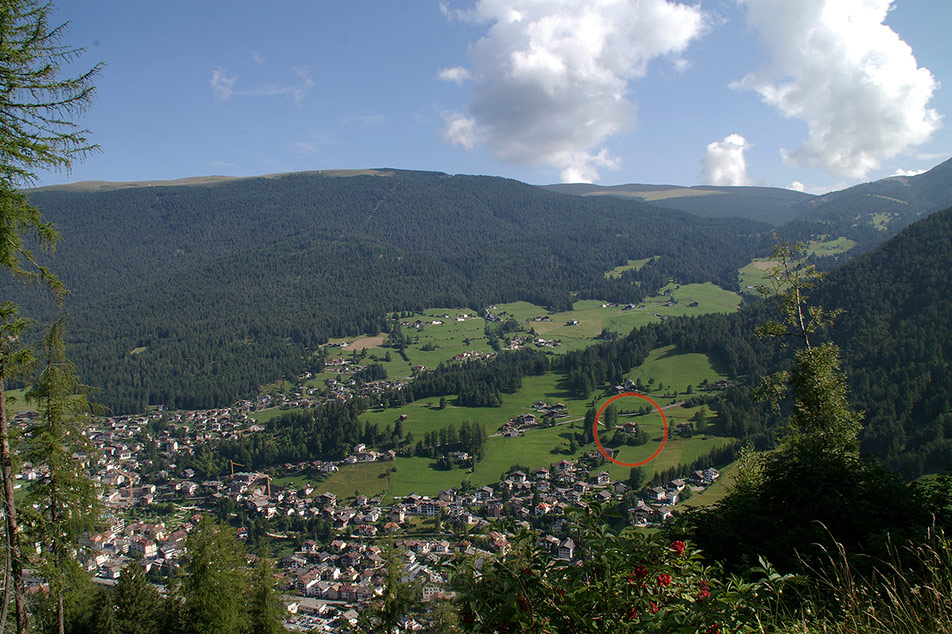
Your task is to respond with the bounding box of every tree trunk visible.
[0,376,29,634]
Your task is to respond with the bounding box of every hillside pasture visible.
[604,256,658,279]
[807,236,856,256]
[624,345,726,395]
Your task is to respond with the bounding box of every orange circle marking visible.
[593,392,668,467]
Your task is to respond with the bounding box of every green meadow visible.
[318,400,734,502]
[738,259,774,293]
[315,283,742,379]
[807,236,856,256]
[604,256,658,279]
[624,344,726,396]
[300,287,742,503]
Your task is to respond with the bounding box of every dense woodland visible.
[17,160,952,415]
[23,171,769,413]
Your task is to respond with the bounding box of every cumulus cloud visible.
[439,66,473,84]
[442,111,479,150]
[737,0,941,179]
[701,134,752,185]
[209,65,313,105]
[892,168,925,177]
[789,181,806,192]
[441,0,707,182]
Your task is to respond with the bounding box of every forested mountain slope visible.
[548,157,952,261]
[610,206,952,478]
[22,170,768,413]
[822,206,952,476]
[544,182,813,225]
[776,156,952,258]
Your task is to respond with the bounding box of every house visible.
[591,471,611,486]
[557,538,576,560]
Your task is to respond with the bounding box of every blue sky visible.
[38,0,952,193]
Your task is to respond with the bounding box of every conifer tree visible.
[0,2,101,631]
[114,562,164,634]
[180,516,249,634]
[23,320,100,634]
[245,555,285,634]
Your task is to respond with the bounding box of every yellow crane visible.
[113,468,135,505]
[229,460,245,478]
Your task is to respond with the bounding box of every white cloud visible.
[701,134,751,185]
[737,0,941,179]
[209,66,313,105]
[892,168,925,177]
[210,67,236,101]
[441,0,707,182]
[442,112,479,150]
[787,180,850,195]
[439,66,473,84]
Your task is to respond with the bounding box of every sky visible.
[36,0,952,193]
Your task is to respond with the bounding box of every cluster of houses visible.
[400,312,474,330]
[450,350,497,362]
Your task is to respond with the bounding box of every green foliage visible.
[361,536,419,633]
[448,505,796,633]
[113,563,165,634]
[179,516,249,634]
[0,3,101,631]
[680,241,928,574]
[19,171,767,412]
[246,556,285,634]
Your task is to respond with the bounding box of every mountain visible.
[22,169,769,413]
[775,157,952,258]
[546,156,952,264]
[821,206,952,476]
[542,182,813,225]
[622,204,952,478]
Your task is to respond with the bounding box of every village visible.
[12,378,720,632]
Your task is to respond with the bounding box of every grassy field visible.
[738,259,774,293]
[624,345,726,395]
[870,212,897,231]
[679,461,737,507]
[604,256,658,279]
[4,388,33,414]
[314,284,742,381]
[316,461,393,499]
[807,236,856,256]
[303,291,742,504]
[250,407,304,424]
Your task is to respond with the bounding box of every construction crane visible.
[229,460,245,478]
[113,468,135,505]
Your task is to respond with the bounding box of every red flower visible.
[698,578,711,599]
[650,601,659,613]
[627,607,639,620]
[631,565,649,579]
[706,624,721,634]
[669,540,686,555]
[656,574,671,587]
